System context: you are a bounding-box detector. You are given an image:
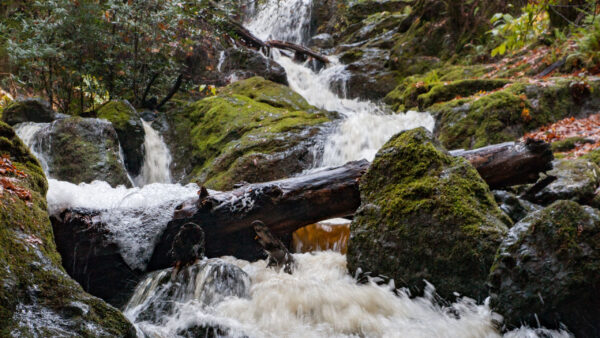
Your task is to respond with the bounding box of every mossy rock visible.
[0,121,135,337]
[97,100,145,176]
[163,77,330,190]
[430,79,600,150]
[417,79,509,108]
[2,98,56,126]
[347,127,510,300]
[489,200,600,337]
[37,117,132,187]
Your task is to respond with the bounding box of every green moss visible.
[165,77,329,190]
[417,79,509,108]
[551,137,591,152]
[347,128,509,300]
[0,121,134,336]
[582,147,600,166]
[97,100,136,131]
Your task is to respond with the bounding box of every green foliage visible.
[571,18,600,66]
[2,0,210,113]
[489,3,550,56]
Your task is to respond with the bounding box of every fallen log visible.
[148,139,552,268]
[147,160,369,269]
[449,138,553,190]
[266,40,330,64]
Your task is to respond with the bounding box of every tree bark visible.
[449,139,553,190]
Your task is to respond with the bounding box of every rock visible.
[35,117,132,187]
[310,33,334,49]
[220,48,288,86]
[489,200,600,337]
[50,209,142,308]
[162,77,331,189]
[493,190,541,223]
[2,98,56,126]
[97,100,145,177]
[347,128,510,300]
[526,159,600,206]
[0,121,135,336]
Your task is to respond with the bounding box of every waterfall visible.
[14,122,51,173]
[135,120,172,186]
[245,0,435,168]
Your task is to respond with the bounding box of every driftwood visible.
[449,139,553,190]
[225,19,329,64]
[266,40,330,64]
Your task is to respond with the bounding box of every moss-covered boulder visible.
[2,98,57,126]
[97,100,145,177]
[37,117,131,187]
[526,159,600,206]
[0,121,135,336]
[489,200,600,337]
[163,77,330,190]
[347,128,510,300]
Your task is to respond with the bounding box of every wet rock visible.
[489,200,600,337]
[220,48,288,85]
[35,117,132,187]
[347,128,510,300]
[310,33,334,49]
[2,98,57,126]
[50,209,142,308]
[493,190,541,223]
[525,159,600,206]
[162,77,331,189]
[97,100,145,177]
[0,121,135,336]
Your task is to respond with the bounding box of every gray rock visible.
[2,98,57,125]
[528,159,600,205]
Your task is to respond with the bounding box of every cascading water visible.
[245,0,435,168]
[135,120,173,186]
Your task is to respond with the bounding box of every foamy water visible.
[135,120,172,186]
[47,179,199,270]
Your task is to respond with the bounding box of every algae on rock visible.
[162,77,331,190]
[347,127,510,300]
[0,121,135,337]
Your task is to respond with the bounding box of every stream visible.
[13,0,572,337]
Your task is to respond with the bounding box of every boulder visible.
[526,159,600,206]
[34,117,132,187]
[2,98,56,126]
[97,100,145,177]
[310,33,334,49]
[162,77,331,189]
[493,190,541,223]
[489,200,600,337]
[347,128,510,300]
[220,48,288,85]
[0,121,135,336]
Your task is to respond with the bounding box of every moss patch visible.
[163,77,330,190]
[347,127,509,300]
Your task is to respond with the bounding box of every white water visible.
[135,120,172,186]
[47,179,199,270]
[246,0,435,168]
[14,122,51,172]
[125,252,570,338]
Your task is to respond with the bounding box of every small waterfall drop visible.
[135,120,172,186]
[245,0,435,168]
[14,122,51,172]
[125,259,250,337]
